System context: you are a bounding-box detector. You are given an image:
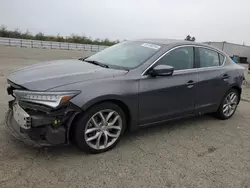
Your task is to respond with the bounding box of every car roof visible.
[135,38,221,51]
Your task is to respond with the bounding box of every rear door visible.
[195,47,227,113]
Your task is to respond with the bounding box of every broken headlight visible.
[13,90,80,108]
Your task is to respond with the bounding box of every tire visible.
[74,102,126,154]
[215,88,239,120]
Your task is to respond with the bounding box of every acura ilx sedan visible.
[6,39,245,153]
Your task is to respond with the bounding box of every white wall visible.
[205,42,250,60]
[205,42,224,51]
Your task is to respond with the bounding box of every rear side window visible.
[198,48,220,68]
[156,47,194,70]
[219,54,225,64]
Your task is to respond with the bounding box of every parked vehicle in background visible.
[5,39,245,153]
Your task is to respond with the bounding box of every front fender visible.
[81,94,127,110]
[48,78,140,131]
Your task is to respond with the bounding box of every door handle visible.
[186,80,195,88]
[222,74,230,80]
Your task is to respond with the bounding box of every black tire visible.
[215,88,239,120]
[74,102,126,154]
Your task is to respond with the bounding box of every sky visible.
[1,0,250,44]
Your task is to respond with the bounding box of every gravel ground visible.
[0,46,250,188]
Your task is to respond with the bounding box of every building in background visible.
[204,42,250,63]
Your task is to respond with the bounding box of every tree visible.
[9,28,22,38]
[22,30,33,39]
[185,35,191,41]
[0,26,119,46]
[0,25,8,37]
[56,34,65,42]
[185,35,196,41]
[35,32,45,40]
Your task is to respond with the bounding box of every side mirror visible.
[148,65,174,77]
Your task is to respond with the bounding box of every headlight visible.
[13,90,80,108]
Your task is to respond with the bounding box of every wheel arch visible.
[230,85,242,104]
[83,98,132,129]
[215,85,241,120]
[219,85,242,107]
[231,85,242,96]
[68,98,132,143]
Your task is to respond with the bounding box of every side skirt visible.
[137,113,195,128]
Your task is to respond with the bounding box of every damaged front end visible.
[5,80,81,147]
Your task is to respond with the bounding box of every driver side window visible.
[156,47,194,70]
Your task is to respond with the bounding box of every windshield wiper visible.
[78,57,87,61]
[84,60,109,68]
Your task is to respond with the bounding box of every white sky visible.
[1,0,250,44]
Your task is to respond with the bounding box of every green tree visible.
[21,30,33,39]
[56,34,65,42]
[35,32,45,40]
[185,35,196,41]
[185,35,191,41]
[0,25,8,37]
[0,26,118,46]
[9,28,22,38]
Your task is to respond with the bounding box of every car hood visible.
[7,59,128,91]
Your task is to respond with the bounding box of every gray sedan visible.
[6,39,245,153]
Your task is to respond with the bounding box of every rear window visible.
[198,48,220,68]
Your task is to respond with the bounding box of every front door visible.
[138,46,198,125]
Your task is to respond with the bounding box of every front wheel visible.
[74,102,126,154]
[215,89,239,120]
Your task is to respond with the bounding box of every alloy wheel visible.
[84,109,122,150]
[222,92,238,117]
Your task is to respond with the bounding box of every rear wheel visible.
[215,89,239,120]
[74,102,126,153]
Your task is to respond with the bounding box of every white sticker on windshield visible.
[141,43,161,50]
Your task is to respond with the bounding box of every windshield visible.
[85,41,161,69]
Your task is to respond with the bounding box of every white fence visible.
[0,37,108,52]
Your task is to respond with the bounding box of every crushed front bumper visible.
[5,109,50,147]
[5,100,80,147]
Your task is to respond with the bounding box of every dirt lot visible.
[0,46,250,188]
